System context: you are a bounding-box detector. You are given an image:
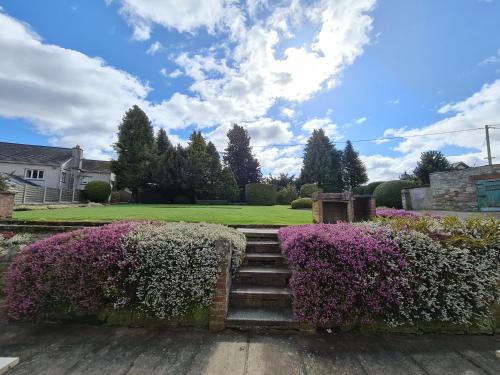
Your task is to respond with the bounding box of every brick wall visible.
[0,192,15,219]
[208,239,232,332]
[430,164,500,211]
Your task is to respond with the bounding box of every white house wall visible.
[0,162,66,189]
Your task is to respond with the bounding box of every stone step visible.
[233,266,291,287]
[245,241,280,254]
[230,286,292,308]
[238,228,278,241]
[244,252,286,266]
[226,307,297,329]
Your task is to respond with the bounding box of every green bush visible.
[352,181,384,195]
[300,183,320,198]
[84,181,111,203]
[276,184,298,205]
[0,174,7,192]
[374,180,418,208]
[291,197,313,209]
[245,183,276,205]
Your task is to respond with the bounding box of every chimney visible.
[71,145,83,170]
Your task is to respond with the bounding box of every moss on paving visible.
[13,204,313,225]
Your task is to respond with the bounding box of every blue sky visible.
[0,0,499,180]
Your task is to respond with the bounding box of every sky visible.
[0,0,499,181]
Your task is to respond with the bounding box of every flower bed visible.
[4,222,245,325]
[279,216,499,332]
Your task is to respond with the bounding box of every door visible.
[476,179,500,211]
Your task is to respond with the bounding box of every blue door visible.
[476,179,500,211]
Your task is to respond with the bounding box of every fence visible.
[10,185,85,205]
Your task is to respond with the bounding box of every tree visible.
[413,150,451,185]
[156,128,172,155]
[218,167,240,202]
[186,131,212,200]
[112,105,155,199]
[342,140,368,190]
[206,141,223,199]
[264,173,297,190]
[300,129,344,191]
[157,144,189,200]
[223,124,262,201]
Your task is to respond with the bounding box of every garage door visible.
[476,179,500,211]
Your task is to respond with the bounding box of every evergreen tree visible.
[157,144,189,199]
[223,124,262,201]
[300,129,344,191]
[413,150,451,185]
[218,167,240,202]
[156,128,172,155]
[186,131,211,200]
[264,173,297,190]
[206,141,223,199]
[342,140,368,190]
[112,105,155,199]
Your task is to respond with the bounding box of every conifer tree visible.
[342,140,368,190]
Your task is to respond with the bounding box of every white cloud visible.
[281,107,295,118]
[302,117,342,140]
[479,49,500,65]
[355,116,367,124]
[0,12,149,159]
[169,69,182,78]
[388,98,400,104]
[108,0,232,40]
[146,41,162,55]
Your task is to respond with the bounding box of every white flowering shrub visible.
[360,221,499,326]
[121,222,246,319]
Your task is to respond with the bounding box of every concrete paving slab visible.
[0,358,19,375]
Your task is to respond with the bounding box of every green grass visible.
[13,204,313,225]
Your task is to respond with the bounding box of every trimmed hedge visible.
[299,183,320,198]
[4,222,246,322]
[373,180,418,208]
[291,197,313,209]
[276,184,298,205]
[353,181,384,195]
[245,183,277,205]
[84,181,111,203]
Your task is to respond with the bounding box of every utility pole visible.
[485,125,492,165]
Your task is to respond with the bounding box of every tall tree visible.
[223,124,262,201]
[264,173,297,190]
[157,144,189,199]
[413,150,451,185]
[156,128,172,155]
[300,129,343,191]
[342,140,368,190]
[206,141,223,199]
[112,105,155,199]
[218,167,240,202]
[186,131,211,200]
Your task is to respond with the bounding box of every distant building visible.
[0,142,114,190]
[451,161,469,170]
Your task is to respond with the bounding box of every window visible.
[61,172,67,183]
[81,175,92,185]
[25,169,45,180]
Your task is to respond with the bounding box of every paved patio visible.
[0,324,498,374]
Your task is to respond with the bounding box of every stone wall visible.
[430,164,500,211]
[0,192,14,219]
[402,187,432,210]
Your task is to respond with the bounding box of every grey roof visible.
[0,142,73,165]
[81,159,112,173]
[3,173,41,187]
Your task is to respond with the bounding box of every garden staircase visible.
[226,229,297,329]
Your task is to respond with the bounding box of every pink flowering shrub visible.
[278,223,409,325]
[376,208,419,218]
[4,222,137,320]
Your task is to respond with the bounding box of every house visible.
[451,161,469,170]
[0,142,114,190]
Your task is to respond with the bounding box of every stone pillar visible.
[209,239,232,332]
[0,192,15,219]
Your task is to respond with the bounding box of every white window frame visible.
[81,175,93,185]
[25,169,45,180]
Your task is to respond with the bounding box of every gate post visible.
[209,239,232,332]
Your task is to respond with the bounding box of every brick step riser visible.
[233,275,290,287]
[243,235,279,241]
[245,245,281,254]
[229,297,292,309]
[226,320,298,329]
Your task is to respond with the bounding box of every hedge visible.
[299,183,320,198]
[84,181,111,203]
[291,197,312,209]
[276,184,298,205]
[373,180,418,208]
[4,222,246,322]
[245,183,276,205]
[353,181,384,195]
[278,216,499,330]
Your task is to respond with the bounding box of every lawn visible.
[13,204,313,225]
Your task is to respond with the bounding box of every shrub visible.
[376,208,420,218]
[291,197,312,209]
[172,194,191,204]
[276,184,298,205]
[110,191,121,203]
[245,183,276,205]
[373,180,418,208]
[4,221,246,322]
[121,222,246,319]
[278,223,408,325]
[299,183,320,198]
[84,181,111,203]
[0,174,8,192]
[4,222,136,320]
